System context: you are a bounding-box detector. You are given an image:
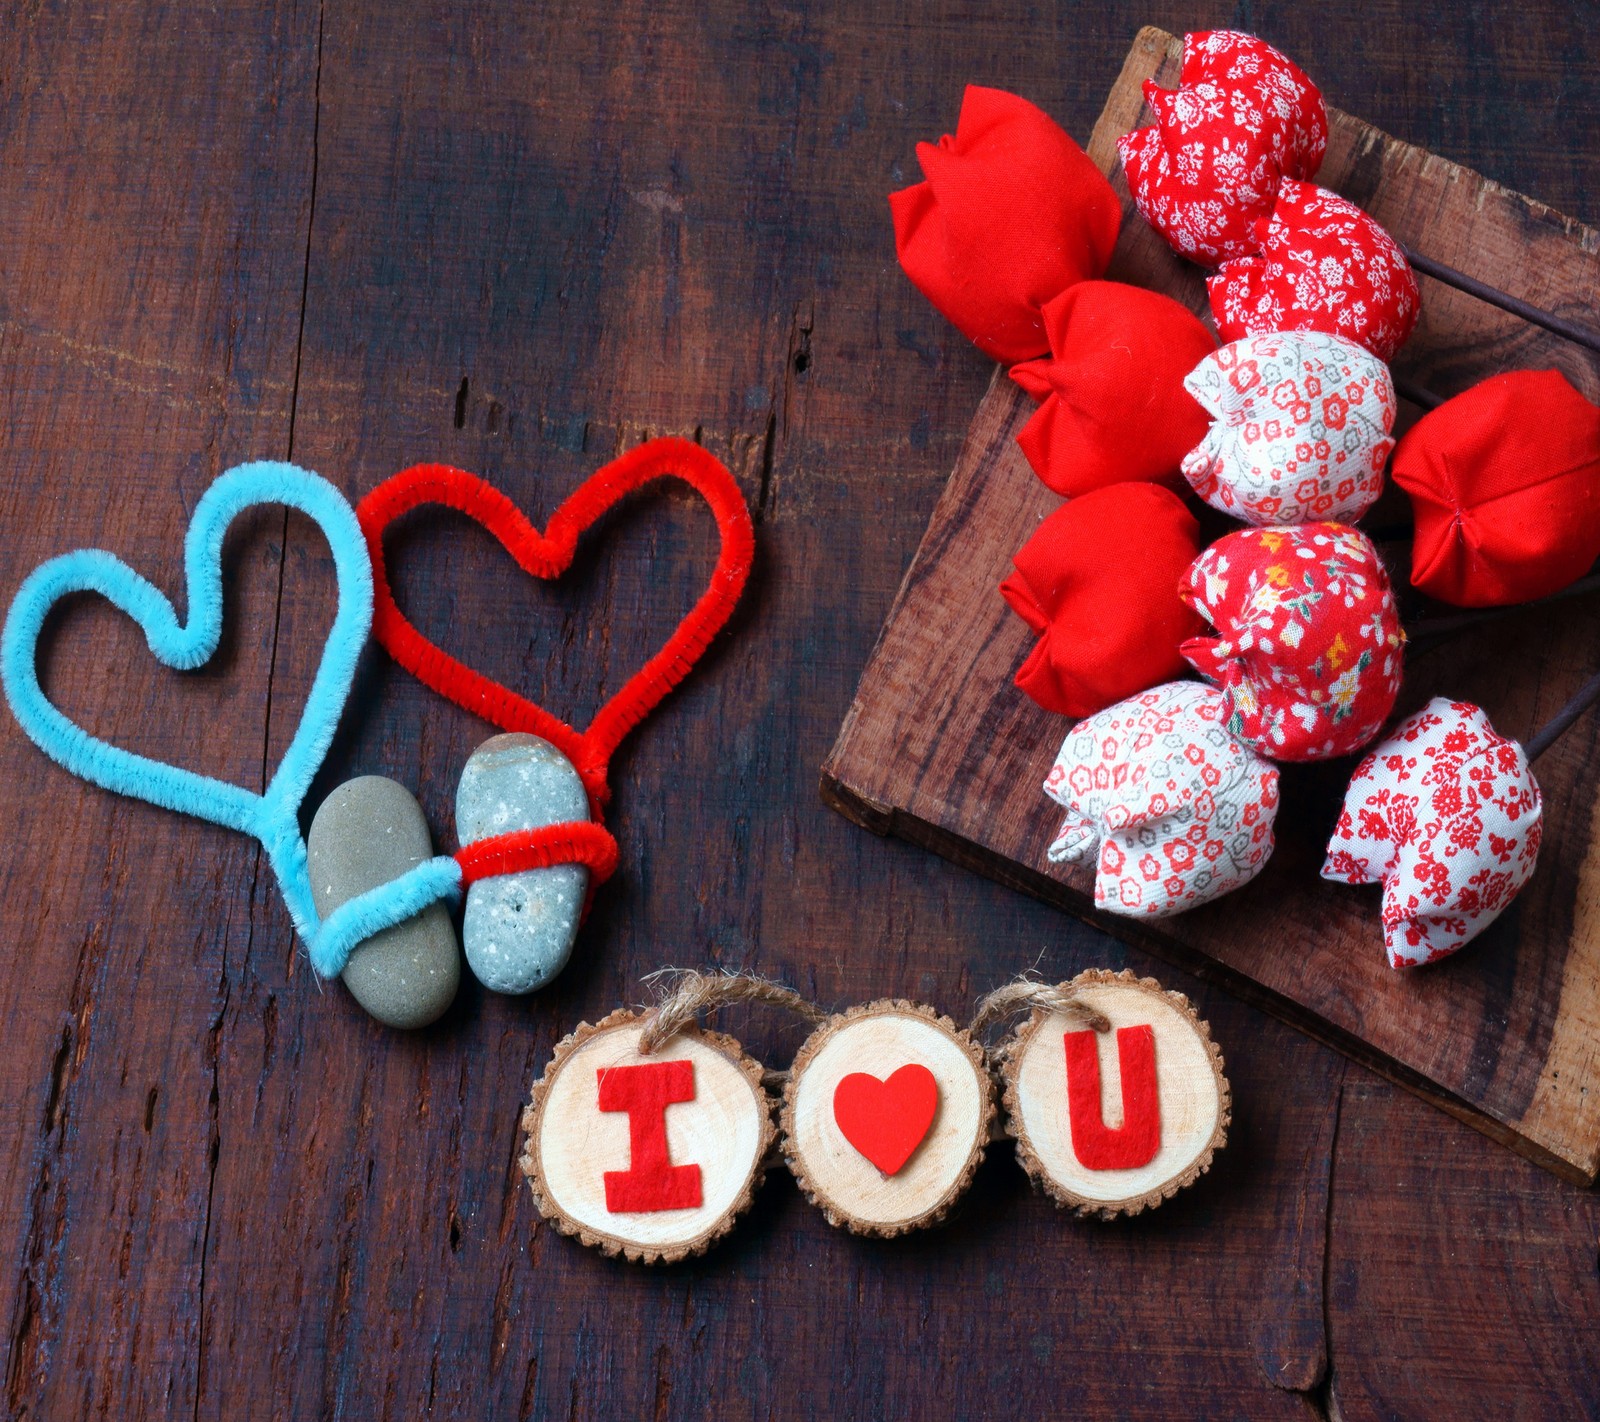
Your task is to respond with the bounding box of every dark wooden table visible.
[1,3,1596,1417]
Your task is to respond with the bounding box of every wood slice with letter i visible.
[999,970,1229,1220]
[519,1009,775,1263]
[782,1000,994,1237]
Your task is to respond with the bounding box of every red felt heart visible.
[832,1064,939,1176]
[356,437,755,812]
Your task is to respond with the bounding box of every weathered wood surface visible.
[824,24,1600,1187]
[0,3,1595,1418]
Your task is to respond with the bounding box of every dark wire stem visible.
[1402,244,1600,358]
[1526,668,1600,762]
[1407,571,1600,644]
[1393,373,1444,410]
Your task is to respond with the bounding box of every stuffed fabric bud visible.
[1322,698,1542,967]
[890,85,1122,364]
[1181,523,1404,761]
[1208,180,1420,362]
[1009,281,1217,496]
[1182,330,1396,524]
[1392,369,1600,607]
[1118,30,1327,265]
[1000,483,1206,718]
[1043,680,1280,917]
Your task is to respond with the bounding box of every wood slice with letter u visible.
[999,969,1228,1219]
[781,1000,993,1237]
[519,1009,774,1263]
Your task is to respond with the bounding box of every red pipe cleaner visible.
[356,437,756,901]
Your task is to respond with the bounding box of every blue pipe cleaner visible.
[1,461,458,977]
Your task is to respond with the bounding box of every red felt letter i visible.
[1063,1025,1161,1171]
[597,1060,704,1213]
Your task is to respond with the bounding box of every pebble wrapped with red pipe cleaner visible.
[1117,30,1327,266]
[889,85,1122,364]
[1043,680,1280,917]
[1181,523,1404,762]
[1322,698,1542,967]
[1181,330,1396,524]
[1000,483,1206,718]
[1391,369,1600,607]
[1208,179,1421,362]
[1008,281,1217,497]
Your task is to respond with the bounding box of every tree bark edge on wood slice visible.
[998,969,1230,1220]
[781,999,995,1238]
[519,1007,776,1265]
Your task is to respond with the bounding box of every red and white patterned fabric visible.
[1181,524,1404,762]
[1043,680,1279,918]
[1182,330,1397,524]
[1208,180,1421,362]
[1322,698,1543,967]
[1117,30,1327,265]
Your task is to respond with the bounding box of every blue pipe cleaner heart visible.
[1,461,461,974]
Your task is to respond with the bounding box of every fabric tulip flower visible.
[1000,482,1206,718]
[1322,698,1542,967]
[1043,680,1280,917]
[1392,369,1600,607]
[1181,523,1404,761]
[1008,281,1217,497]
[890,85,1122,364]
[1207,180,1421,362]
[1181,330,1396,524]
[1118,30,1327,265]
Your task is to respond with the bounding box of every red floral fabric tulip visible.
[890,85,1122,364]
[1207,180,1421,362]
[1322,698,1542,967]
[1392,369,1600,607]
[1181,523,1405,761]
[1118,30,1327,266]
[1000,482,1206,718]
[1008,281,1217,497]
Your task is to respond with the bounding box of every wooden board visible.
[823,25,1600,1184]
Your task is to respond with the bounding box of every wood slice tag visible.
[519,1008,774,1263]
[782,1001,993,1237]
[999,970,1228,1219]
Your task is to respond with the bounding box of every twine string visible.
[968,977,1111,1039]
[636,968,827,1055]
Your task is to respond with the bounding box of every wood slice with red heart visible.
[781,1001,994,1237]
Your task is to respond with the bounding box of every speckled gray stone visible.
[456,733,589,994]
[308,776,460,1029]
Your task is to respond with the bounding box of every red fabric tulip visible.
[1392,369,1600,607]
[1207,179,1420,362]
[1000,483,1206,718]
[1008,281,1217,496]
[890,86,1122,364]
[1118,30,1327,266]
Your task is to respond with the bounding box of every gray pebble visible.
[308,776,460,1029]
[456,733,589,994]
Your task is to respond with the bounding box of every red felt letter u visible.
[598,1060,704,1213]
[1063,1025,1161,1171]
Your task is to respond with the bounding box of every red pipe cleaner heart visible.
[356,436,755,890]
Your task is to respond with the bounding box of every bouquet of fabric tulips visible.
[890,31,1600,970]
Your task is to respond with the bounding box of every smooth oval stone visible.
[456,733,589,994]
[308,775,461,1029]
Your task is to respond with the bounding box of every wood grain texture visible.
[0,2,1597,1417]
[823,24,1600,1185]
[781,1001,992,1236]
[1000,969,1228,1218]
